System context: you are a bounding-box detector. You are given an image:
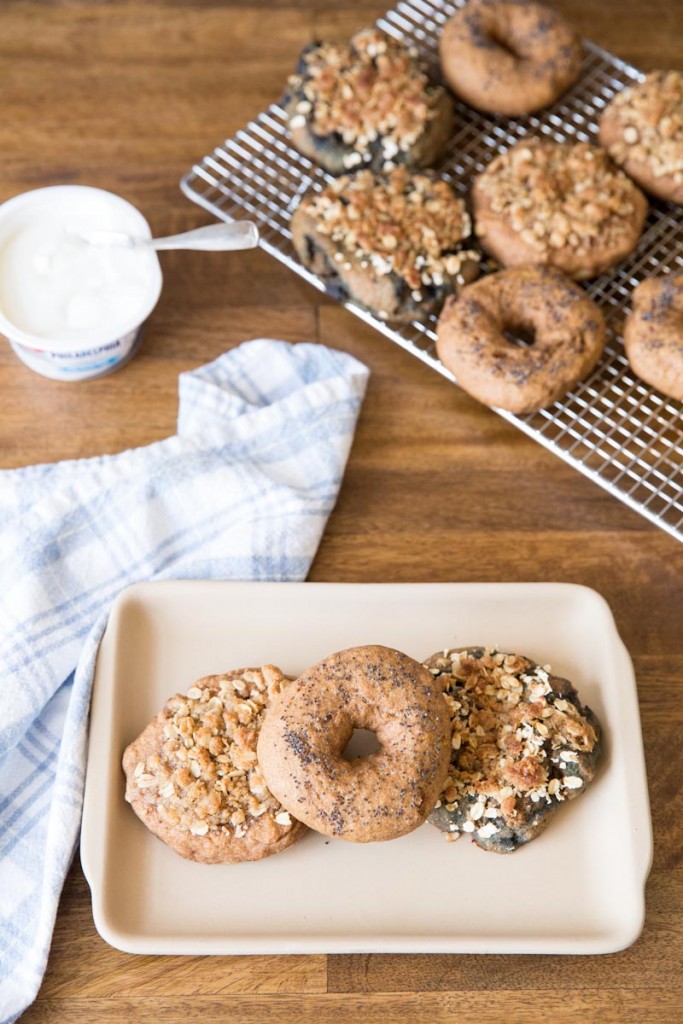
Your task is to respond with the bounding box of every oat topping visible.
[426,647,598,842]
[287,28,446,169]
[474,140,642,255]
[606,71,683,183]
[131,666,291,839]
[297,167,479,292]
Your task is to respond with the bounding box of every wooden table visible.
[2,1,682,1021]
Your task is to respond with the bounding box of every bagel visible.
[472,139,648,280]
[436,265,606,414]
[623,272,683,400]
[425,647,602,853]
[123,666,306,863]
[439,0,583,116]
[599,70,683,205]
[291,167,480,322]
[256,645,451,843]
[285,27,454,175]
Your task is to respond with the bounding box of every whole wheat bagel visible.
[257,645,451,843]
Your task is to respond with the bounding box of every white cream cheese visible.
[0,190,158,342]
[0,186,162,380]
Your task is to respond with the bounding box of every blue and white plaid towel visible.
[0,338,369,1024]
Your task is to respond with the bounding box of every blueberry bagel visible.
[285,27,455,175]
[425,647,601,854]
[291,166,480,321]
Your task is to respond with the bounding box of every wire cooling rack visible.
[181,0,683,543]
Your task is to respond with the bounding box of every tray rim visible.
[81,579,653,957]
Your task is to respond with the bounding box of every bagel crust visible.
[285,28,454,176]
[599,70,683,205]
[624,272,683,400]
[426,647,602,854]
[436,266,606,414]
[123,667,307,863]
[439,0,583,116]
[472,140,648,280]
[257,645,452,843]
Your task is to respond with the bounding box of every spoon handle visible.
[149,221,259,251]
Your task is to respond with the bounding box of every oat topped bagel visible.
[425,647,602,853]
[291,167,480,321]
[257,645,452,843]
[472,139,648,279]
[123,666,306,863]
[439,0,583,116]
[285,28,455,175]
[599,70,683,205]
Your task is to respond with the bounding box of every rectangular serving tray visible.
[181,0,683,544]
[81,580,652,955]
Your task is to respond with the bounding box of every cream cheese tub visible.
[0,186,162,381]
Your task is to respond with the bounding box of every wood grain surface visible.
[1,1,682,1021]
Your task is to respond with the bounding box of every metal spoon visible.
[74,220,259,252]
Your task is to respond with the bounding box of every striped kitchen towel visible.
[0,339,369,1024]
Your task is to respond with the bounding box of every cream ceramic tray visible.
[81,581,652,955]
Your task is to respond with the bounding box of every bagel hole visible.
[503,323,536,348]
[342,728,382,761]
[486,26,521,61]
